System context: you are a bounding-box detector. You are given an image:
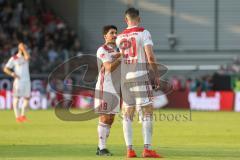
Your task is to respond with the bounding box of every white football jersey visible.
[116,26,153,82]
[116,26,153,64]
[95,44,121,114]
[5,54,30,82]
[95,44,121,94]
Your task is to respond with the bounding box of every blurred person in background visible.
[3,41,31,122]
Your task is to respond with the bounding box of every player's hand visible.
[151,70,160,90]
[113,52,124,58]
[118,52,125,59]
[112,53,121,59]
[120,52,125,57]
[154,77,161,90]
[18,43,26,51]
[12,72,20,79]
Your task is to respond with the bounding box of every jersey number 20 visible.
[119,37,137,58]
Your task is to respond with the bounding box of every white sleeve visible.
[96,48,111,63]
[142,30,154,46]
[5,58,14,69]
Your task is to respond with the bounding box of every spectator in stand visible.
[185,78,192,91]
[0,0,82,74]
[230,56,240,73]
[48,45,58,63]
[171,76,182,91]
[201,76,212,91]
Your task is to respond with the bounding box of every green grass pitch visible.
[0,109,240,160]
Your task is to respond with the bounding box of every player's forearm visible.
[104,58,121,72]
[109,57,121,72]
[3,68,14,77]
[19,43,30,60]
[148,58,158,73]
[144,45,158,73]
[103,53,123,72]
[22,49,30,60]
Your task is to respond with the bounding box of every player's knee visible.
[142,105,153,116]
[13,97,19,102]
[107,115,115,125]
[99,115,108,124]
[99,115,115,125]
[24,97,30,101]
[122,107,135,120]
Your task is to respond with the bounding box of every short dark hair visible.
[102,25,117,35]
[125,7,139,19]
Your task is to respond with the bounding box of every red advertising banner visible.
[72,90,94,109]
[220,91,234,111]
[166,90,190,109]
[188,91,234,111]
[0,88,236,111]
[0,90,47,110]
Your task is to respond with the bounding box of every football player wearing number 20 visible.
[116,8,162,158]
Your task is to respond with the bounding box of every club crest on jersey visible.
[100,53,106,58]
